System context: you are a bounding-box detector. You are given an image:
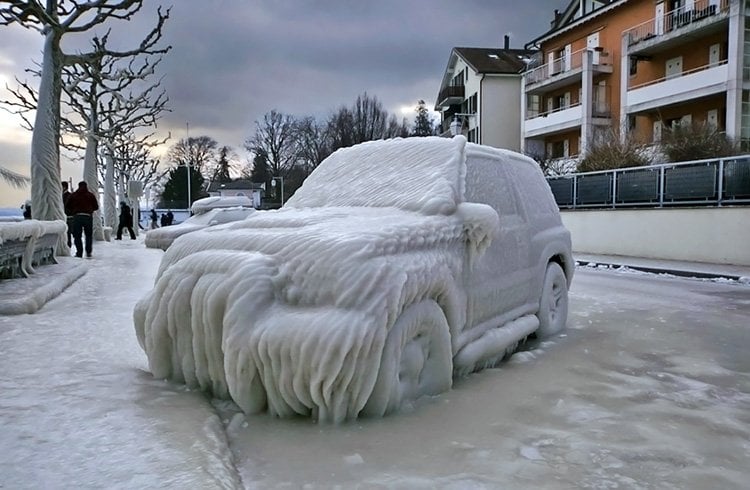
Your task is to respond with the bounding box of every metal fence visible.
[546,155,750,209]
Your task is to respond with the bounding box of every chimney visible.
[504,34,510,50]
[551,9,560,27]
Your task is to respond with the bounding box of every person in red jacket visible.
[64,181,99,258]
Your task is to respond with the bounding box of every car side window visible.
[506,163,559,219]
[464,156,521,218]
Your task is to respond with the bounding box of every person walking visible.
[150,209,158,229]
[64,181,99,258]
[62,181,73,247]
[116,201,137,240]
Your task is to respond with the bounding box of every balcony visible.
[523,48,613,94]
[436,85,465,108]
[524,104,583,137]
[626,61,728,113]
[524,86,611,138]
[625,0,730,56]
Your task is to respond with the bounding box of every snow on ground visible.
[1,245,749,489]
[0,239,242,489]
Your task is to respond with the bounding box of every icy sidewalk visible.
[574,253,750,282]
[0,239,242,489]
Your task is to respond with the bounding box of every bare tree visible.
[326,93,409,151]
[245,110,298,178]
[167,136,219,175]
[294,116,332,175]
[0,0,167,224]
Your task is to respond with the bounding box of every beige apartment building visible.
[434,39,536,151]
[521,0,748,160]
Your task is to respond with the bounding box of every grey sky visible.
[0,0,562,206]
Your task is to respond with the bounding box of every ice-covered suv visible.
[134,136,573,422]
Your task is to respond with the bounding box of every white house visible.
[435,38,536,151]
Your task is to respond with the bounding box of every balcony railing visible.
[629,59,727,90]
[524,47,612,86]
[436,85,465,107]
[625,0,729,47]
[627,61,728,110]
[546,154,750,209]
[526,85,611,120]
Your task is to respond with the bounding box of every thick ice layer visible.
[134,136,572,422]
[191,196,254,215]
[287,136,465,215]
[1,220,67,275]
[144,207,255,251]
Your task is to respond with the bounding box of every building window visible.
[548,140,567,158]
[468,93,478,114]
[629,57,638,76]
[628,115,636,131]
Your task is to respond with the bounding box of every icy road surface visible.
[1,241,748,489]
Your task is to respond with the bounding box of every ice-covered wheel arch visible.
[362,299,453,417]
[536,262,569,338]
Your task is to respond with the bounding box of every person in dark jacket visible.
[64,181,99,258]
[62,181,73,247]
[150,208,158,229]
[116,201,136,240]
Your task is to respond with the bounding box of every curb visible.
[574,259,744,282]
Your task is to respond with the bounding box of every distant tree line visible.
[158,96,437,207]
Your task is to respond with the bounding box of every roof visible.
[435,47,538,108]
[207,179,264,192]
[453,47,537,75]
[526,0,626,48]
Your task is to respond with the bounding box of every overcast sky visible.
[0,0,562,207]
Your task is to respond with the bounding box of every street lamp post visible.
[271,176,284,206]
[186,122,191,211]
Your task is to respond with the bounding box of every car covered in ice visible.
[134,136,573,422]
[144,196,255,251]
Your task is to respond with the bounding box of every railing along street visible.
[546,155,750,209]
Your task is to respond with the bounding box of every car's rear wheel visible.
[536,262,569,338]
[362,300,452,417]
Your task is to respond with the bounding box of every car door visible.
[462,155,532,330]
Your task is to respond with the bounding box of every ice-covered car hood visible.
[158,204,498,308]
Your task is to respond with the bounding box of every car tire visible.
[536,262,569,338]
[362,300,452,417]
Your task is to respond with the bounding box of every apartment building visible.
[435,39,535,151]
[522,0,748,160]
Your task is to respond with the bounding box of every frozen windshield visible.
[286,136,466,215]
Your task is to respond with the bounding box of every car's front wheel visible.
[362,300,452,417]
[536,262,569,338]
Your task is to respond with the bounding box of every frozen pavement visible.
[1,241,749,488]
[0,239,242,489]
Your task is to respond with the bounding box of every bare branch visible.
[0,165,31,188]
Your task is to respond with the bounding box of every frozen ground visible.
[1,240,749,489]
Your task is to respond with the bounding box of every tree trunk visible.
[104,150,117,231]
[30,30,68,254]
[83,132,105,241]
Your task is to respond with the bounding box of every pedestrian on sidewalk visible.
[62,181,73,247]
[150,209,158,229]
[116,201,137,240]
[64,181,99,258]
